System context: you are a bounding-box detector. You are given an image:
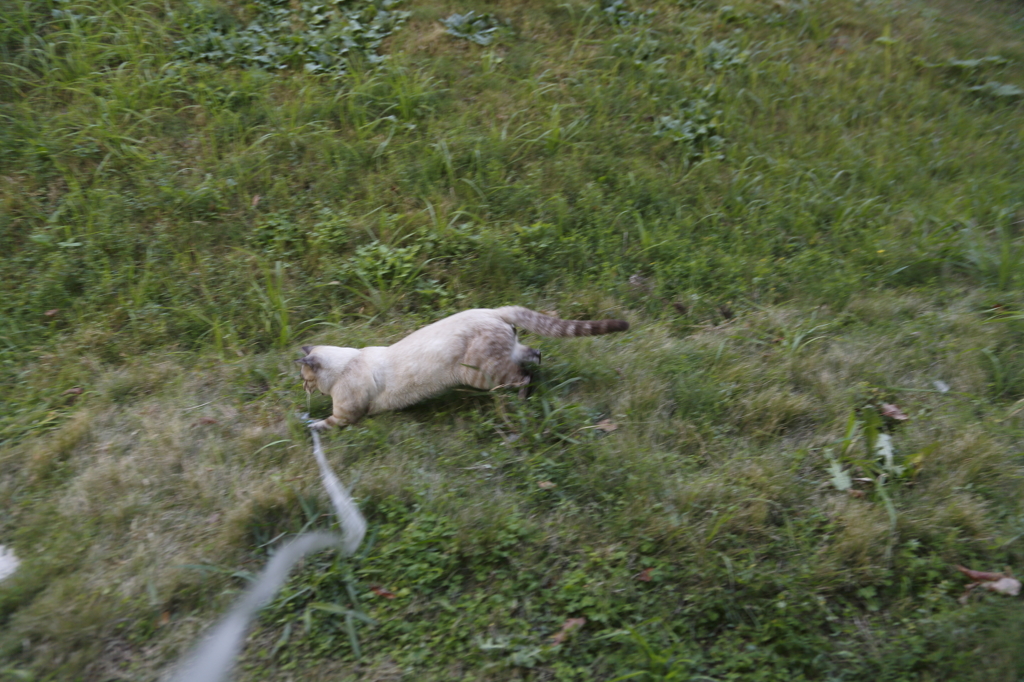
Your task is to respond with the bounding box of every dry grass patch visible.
[732,386,818,439]
[824,495,892,571]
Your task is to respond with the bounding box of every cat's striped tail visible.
[496,306,629,337]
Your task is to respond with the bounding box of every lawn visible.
[2,0,1024,679]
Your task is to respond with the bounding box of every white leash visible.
[168,428,365,682]
[310,430,366,556]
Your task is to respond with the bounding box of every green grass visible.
[2,0,1024,678]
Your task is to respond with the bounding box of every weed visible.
[653,96,724,160]
[252,260,308,349]
[600,0,654,28]
[608,621,695,681]
[981,346,1024,401]
[440,12,504,47]
[336,240,439,317]
[824,404,938,543]
[960,217,1024,290]
[740,310,840,357]
[174,0,410,74]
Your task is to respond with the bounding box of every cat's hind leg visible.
[460,330,528,391]
[512,343,540,367]
[511,343,540,398]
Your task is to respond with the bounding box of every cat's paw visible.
[308,419,331,432]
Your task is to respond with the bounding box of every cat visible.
[298,306,629,431]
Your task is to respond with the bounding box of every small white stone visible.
[0,545,20,583]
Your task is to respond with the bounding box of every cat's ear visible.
[301,345,314,354]
[297,356,320,370]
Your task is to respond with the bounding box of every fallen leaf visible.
[158,611,170,627]
[551,617,586,644]
[595,419,618,432]
[880,403,908,420]
[538,481,556,489]
[634,568,654,582]
[954,565,1022,598]
[955,565,1006,582]
[251,194,261,207]
[981,577,1021,596]
[828,460,851,491]
[370,586,398,599]
[44,309,59,317]
[62,386,85,405]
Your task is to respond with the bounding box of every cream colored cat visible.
[298,306,629,431]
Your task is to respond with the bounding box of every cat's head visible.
[297,345,361,394]
[297,345,320,394]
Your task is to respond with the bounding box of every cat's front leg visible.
[309,415,345,432]
[310,395,367,431]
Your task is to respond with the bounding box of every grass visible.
[2,0,1024,678]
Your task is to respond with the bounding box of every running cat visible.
[298,306,629,431]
